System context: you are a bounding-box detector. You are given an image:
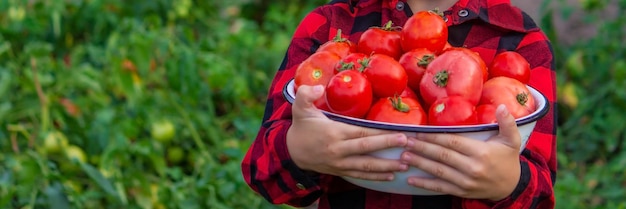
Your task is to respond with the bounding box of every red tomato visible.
[357,21,403,60]
[361,54,408,98]
[366,96,427,125]
[317,29,356,58]
[480,76,536,119]
[294,51,342,110]
[399,48,436,92]
[334,52,368,73]
[294,51,341,90]
[399,86,420,101]
[419,48,484,106]
[401,10,448,53]
[476,104,497,124]
[489,51,531,84]
[440,42,453,54]
[325,70,373,118]
[428,96,477,126]
[456,47,489,82]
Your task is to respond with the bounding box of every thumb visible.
[492,104,521,149]
[292,85,327,119]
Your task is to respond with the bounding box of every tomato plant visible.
[489,51,531,84]
[480,76,536,118]
[399,48,436,92]
[366,96,427,125]
[401,10,448,53]
[357,21,403,60]
[419,48,484,106]
[325,70,373,118]
[428,96,477,126]
[361,54,408,98]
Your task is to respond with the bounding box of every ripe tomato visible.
[428,96,477,126]
[399,86,420,101]
[398,48,436,92]
[325,70,373,118]
[401,10,448,53]
[294,51,342,109]
[334,52,368,73]
[489,51,531,84]
[480,76,536,119]
[440,42,453,54]
[361,54,408,98]
[366,96,427,125]
[357,21,403,60]
[456,47,489,82]
[419,48,484,106]
[317,29,356,58]
[476,104,497,124]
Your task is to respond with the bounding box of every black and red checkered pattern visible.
[242,0,557,208]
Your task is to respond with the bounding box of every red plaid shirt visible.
[241,0,557,208]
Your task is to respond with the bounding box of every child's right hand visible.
[286,85,410,181]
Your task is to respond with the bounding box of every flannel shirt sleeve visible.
[461,30,557,209]
[241,7,333,207]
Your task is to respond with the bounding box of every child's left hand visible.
[401,104,521,201]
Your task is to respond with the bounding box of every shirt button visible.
[296,183,306,190]
[395,2,405,11]
[458,9,469,17]
[443,16,449,22]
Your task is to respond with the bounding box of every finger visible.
[342,171,396,181]
[292,85,326,119]
[334,155,409,173]
[331,133,408,156]
[407,176,467,197]
[493,104,521,148]
[402,138,473,174]
[413,133,480,156]
[401,151,471,189]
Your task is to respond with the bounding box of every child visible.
[241,0,557,208]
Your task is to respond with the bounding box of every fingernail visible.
[399,164,408,171]
[497,104,509,117]
[407,178,415,185]
[312,85,324,94]
[397,134,408,144]
[406,138,415,147]
[402,153,411,161]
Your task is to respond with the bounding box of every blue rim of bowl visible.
[282,79,550,133]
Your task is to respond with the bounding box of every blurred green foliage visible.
[545,0,626,208]
[0,0,625,208]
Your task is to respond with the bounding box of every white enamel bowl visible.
[282,79,550,195]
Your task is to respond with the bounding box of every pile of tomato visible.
[293,10,536,126]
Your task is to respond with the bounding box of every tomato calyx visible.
[429,7,445,18]
[336,61,355,72]
[417,54,435,68]
[390,96,410,113]
[331,29,349,43]
[373,20,402,32]
[517,92,529,106]
[432,70,449,87]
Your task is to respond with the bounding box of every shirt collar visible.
[446,0,539,33]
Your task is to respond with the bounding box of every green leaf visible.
[78,162,119,198]
[44,182,71,209]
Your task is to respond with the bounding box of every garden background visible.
[0,0,625,208]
